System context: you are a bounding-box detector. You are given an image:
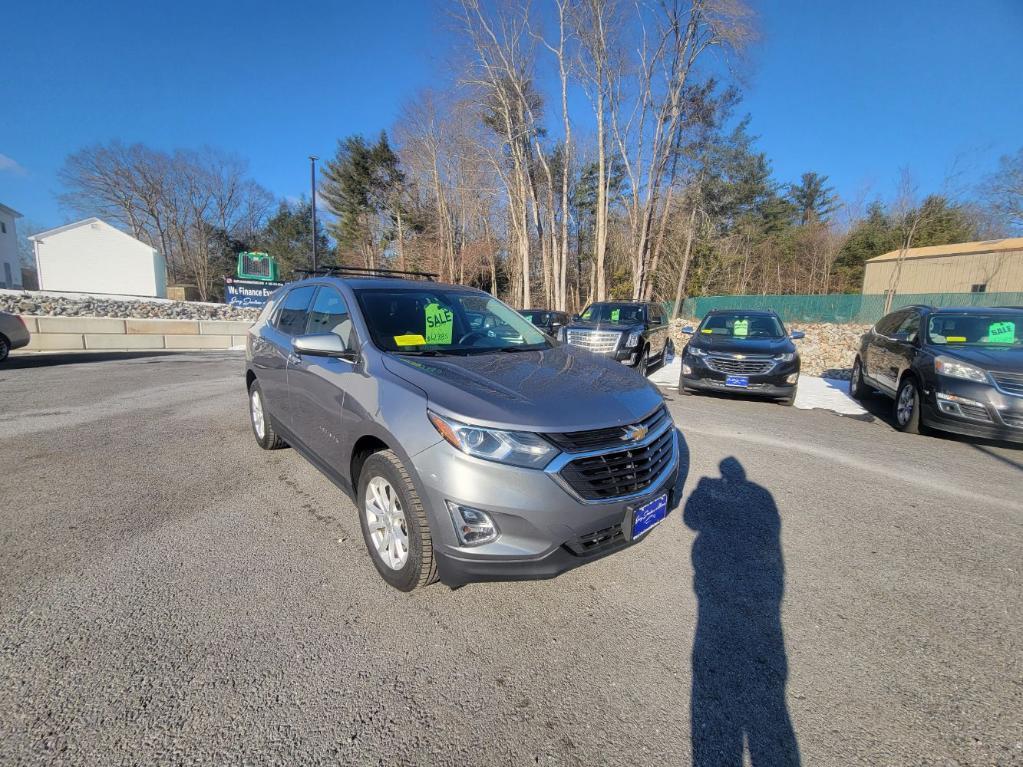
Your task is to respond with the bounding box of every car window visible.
[698,313,785,339]
[274,285,316,336]
[927,311,1022,346]
[521,310,550,326]
[256,289,284,325]
[874,311,907,337]
[894,311,921,340]
[306,287,355,349]
[579,303,645,324]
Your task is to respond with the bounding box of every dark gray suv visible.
[245,271,681,591]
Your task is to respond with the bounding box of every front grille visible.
[563,523,626,557]
[706,355,774,375]
[545,406,669,452]
[1000,413,1023,429]
[560,428,674,501]
[565,329,622,354]
[991,371,1023,398]
[959,402,992,422]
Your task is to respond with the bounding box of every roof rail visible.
[294,265,439,281]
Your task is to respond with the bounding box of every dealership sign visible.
[225,277,284,308]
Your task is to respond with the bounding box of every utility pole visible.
[309,155,318,272]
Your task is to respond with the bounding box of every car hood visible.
[687,335,795,356]
[381,344,663,432]
[939,345,1023,373]
[563,322,642,333]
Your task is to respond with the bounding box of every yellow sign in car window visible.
[394,334,428,346]
[988,321,1015,344]
[733,319,748,337]
[425,302,454,345]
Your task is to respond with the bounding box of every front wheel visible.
[357,450,438,591]
[635,347,649,377]
[0,334,10,363]
[895,376,923,434]
[248,380,287,450]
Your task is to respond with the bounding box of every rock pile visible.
[0,292,261,322]
[669,318,870,379]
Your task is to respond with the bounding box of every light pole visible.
[309,155,318,272]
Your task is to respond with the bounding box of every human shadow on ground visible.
[684,457,801,767]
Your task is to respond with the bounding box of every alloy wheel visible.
[250,389,265,440]
[896,381,915,425]
[364,476,410,570]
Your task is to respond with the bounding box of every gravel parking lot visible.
[1,352,1020,766]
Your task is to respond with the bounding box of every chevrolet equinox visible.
[245,271,681,590]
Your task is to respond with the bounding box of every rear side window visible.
[274,286,316,336]
[875,311,907,336]
[894,311,921,340]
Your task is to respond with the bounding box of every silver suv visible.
[245,271,681,590]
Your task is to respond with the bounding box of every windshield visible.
[354,287,550,354]
[521,310,550,326]
[698,313,786,339]
[579,303,644,324]
[927,311,1021,346]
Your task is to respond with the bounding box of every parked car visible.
[850,305,1023,442]
[246,271,681,591]
[0,312,31,362]
[678,310,804,405]
[519,308,570,337]
[558,301,673,375]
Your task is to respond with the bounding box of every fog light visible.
[446,502,499,546]
[682,363,692,375]
[786,373,798,384]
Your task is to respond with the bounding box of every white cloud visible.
[0,153,27,176]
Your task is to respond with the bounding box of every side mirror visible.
[790,330,805,340]
[293,333,357,360]
[682,325,695,335]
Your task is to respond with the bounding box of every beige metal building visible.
[862,237,1023,295]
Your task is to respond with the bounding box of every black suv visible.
[850,305,1023,442]
[678,309,804,405]
[559,301,673,375]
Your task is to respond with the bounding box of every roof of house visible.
[28,217,155,251]
[0,203,23,218]
[868,237,1023,263]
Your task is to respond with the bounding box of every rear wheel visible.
[248,380,287,450]
[357,450,438,591]
[635,346,650,377]
[895,376,923,434]
[663,340,675,363]
[0,334,10,363]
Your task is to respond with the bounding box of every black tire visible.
[678,380,692,395]
[357,450,438,592]
[0,334,10,363]
[894,376,923,434]
[635,346,650,377]
[663,340,675,363]
[779,388,797,406]
[849,356,869,401]
[248,379,287,450]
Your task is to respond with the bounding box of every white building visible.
[29,218,167,297]
[0,203,24,289]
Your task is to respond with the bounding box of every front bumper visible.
[412,429,682,586]
[921,378,1023,443]
[679,355,799,399]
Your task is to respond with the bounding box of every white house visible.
[0,203,23,289]
[29,218,168,297]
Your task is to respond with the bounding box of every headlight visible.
[934,355,989,383]
[687,345,706,357]
[774,352,796,362]
[428,411,558,468]
[625,332,641,348]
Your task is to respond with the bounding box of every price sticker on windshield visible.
[988,321,1015,344]
[611,308,620,323]
[733,319,748,337]
[425,302,454,345]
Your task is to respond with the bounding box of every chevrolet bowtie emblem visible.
[734,354,746,359]
[622,424,648,441]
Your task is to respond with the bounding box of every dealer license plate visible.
[632,493,668,538]
[725,375,749,388]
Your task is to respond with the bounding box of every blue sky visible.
[2,0,1021,231]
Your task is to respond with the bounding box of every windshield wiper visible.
[499,344,549,353]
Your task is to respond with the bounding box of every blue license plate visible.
[632,493,668,538]
[725,375,749,388]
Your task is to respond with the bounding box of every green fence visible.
[674,292,1023,325]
